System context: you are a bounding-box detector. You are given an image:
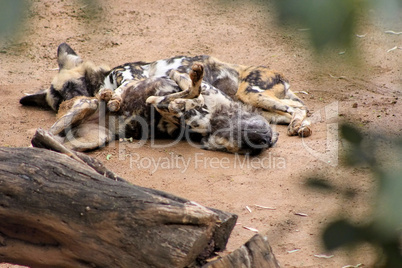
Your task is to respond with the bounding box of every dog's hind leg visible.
[48,97,113,151]
[62,123,112,151]
[237,89,312,137]
[287,108,312,137]
[260,110,292,125]
[49,97,99,136]
[146,63,205,115]
[167,63,204,100]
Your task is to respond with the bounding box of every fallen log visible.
[0,146,237,267]
[31,128,237,253]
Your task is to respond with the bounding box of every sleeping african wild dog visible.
[20,43,311,154]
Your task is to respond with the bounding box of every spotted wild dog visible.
[99,54,311,138]
[39,67,278,155]
[146,63,278,154]
[21,43,311,138]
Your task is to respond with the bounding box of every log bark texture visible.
[0,147,237,268]
[205,234,280,268]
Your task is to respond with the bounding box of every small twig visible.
[245,206,252,213]
[387,46,402,53]
[242,226,259,233]
[294,212,308,217]
[287,249,300,254]
[385,30,402,35]
[254,204,276,210]
[342,264,363,268]
[294,91,309,95]
[314,254,334,259]
[329,73,347,80]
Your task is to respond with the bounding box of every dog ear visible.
[57,43,83,70]
[19,90,51,109]
[20,44,84,110]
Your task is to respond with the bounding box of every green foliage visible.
[341,124,363,145]
[306,177,334,192]
[322,219,366,250]
[275,0,356,50]
[308,124,402,267]
[0,0,27,38]
[341,124,377,166]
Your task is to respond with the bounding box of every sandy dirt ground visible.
[0,0,401,267]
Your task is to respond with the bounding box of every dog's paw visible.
[297,120,312,137]
[99,88,113,102]
[107,98,121,112]
[298,126,312,137]
[288,119,312,137]
[169,99,186,113]
[190,63,204,84]
[146,96,162,105]
[287,120,301,136]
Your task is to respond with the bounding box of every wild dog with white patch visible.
[146,63,278,154]
[22,43,277,154]
[21,43,311,137]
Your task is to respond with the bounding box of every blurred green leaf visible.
[306,177,334,192]
[321,131,402,265]
[341,124,363,145]
[374,169,402,242]
[367,0,402,22]
[0,0,27,37]
[275,0,357,50]
[343,147,371,167]
[382,241,402,267]
[323,220,363,250]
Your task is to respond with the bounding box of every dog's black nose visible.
[244,131,271,148]
[260,137,270,145]
[240,131,272,155]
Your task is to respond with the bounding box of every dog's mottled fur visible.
[146,63,278,154]
[99,53,311,137]
[21,43,278,154]
[20,43,311,153]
